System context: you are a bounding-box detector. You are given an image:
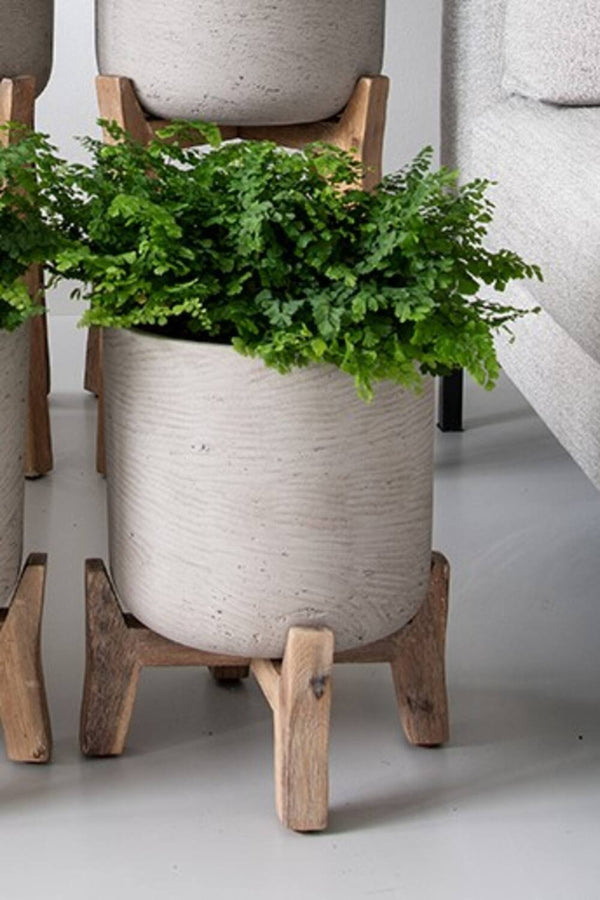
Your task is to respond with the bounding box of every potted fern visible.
[0,129,57,605]
[96,0,385,125]
[19,124,539,657]
[0,0,54,96]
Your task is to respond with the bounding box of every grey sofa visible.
[441,0,600,489]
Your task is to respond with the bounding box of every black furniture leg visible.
[438,371,464,432]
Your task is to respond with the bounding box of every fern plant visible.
[0,127,65,331]
[1,122,541,396]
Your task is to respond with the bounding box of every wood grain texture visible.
[1,77,53,478]
[0,1,54,99]
[96,0,384,126]
[80,560,252,756]
[80,559,142,757]
[24,266,53,477]
[103,329,435,658]
[95,73,389,186]
[0,327,28,608]
[253,630,335,831]
[0,554,52,763]
[275,627,334,832]
[84,325,102,395]
[390,551,450,747]
[80,555,449,829]
[239,75,389,191]
[86,322,106,475]
[251,659,280,712]
[95,75,239,148]
[0,76,35,135]
[81,555,450,750]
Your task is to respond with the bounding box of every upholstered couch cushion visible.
[469,96,600,365]
[503,0,600,105]
[496,282,600,491]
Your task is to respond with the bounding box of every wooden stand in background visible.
[0,77,53,478]
[80,552,449,832]
[0,554,52,763]
[84,73,390,474]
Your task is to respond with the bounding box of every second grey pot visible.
[96,0,385,125]
[104,329,434,659]
[0,327,28,607]
[0,0,54,97]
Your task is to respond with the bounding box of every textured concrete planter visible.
[0,0,54,97]
[0,327,28,607]
[104,329,434,658]
[96,0,385,125]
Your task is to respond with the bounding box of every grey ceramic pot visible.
[0,0,54,97]
[96,0,385,125]
[104,329,434,658]
[0,327,28,607]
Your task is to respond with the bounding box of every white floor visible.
[5,317,600,899]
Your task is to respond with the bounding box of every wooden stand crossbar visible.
[85,73,390,474]
[0,554,52,763]
[80,552,449,832]
[0,77,53,478]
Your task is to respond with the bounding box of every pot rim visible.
[104,326,433,396]
[108,325,237,351]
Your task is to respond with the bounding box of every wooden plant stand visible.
[0,76,53,478]
[80,552,449,832]
[84,73,390,474]
[0,554,52,763]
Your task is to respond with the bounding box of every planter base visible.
[80,552,449,832]
[84,72,390,474]
[0,77,53,478]
[0,554,52,763]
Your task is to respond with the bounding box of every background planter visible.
[104,329,434,658]
[0,0,54,97]
[0,327,29,607]
[96,0,385,125]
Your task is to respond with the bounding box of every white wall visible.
[384,1,443,172]
[37,0,443,319]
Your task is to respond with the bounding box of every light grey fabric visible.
[441,0,507,167]
[496,283,600,491]
[503,0,600,106]
[469,97,600,366]
[441,0,600,491]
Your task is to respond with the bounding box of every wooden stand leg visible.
[0,554,52,763]
[253,627,334,832]
[84,326,102,396]
[80,553,448,829]
[80,560,253,755]
[238,75,389,190]
[84,324,105,476]
[26,268,53,478]
[327,74,389,190]
[389,552,450,747]
[33,297,50,396]
[80,560,141,757]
